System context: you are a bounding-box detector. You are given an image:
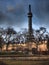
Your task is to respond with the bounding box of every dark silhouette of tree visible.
[5,27,17,51]
[35,27,47,44]
[45,34,49,50]
[40,27,46,34]
[6,27,16,34]
[39,27,47,45]
[0,36,3,51]
[36,30,40,42]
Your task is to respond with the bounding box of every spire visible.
[28,4,32,17]
[29,5,31,13]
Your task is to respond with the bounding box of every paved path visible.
[0,55,49,60]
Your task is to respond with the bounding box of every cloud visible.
[7,4,25,15]
[7,5,14,12]
[33,0,49,27]
[0,0,49,31]
[0,3,25,27]
[0,11,10,23]
[6,4,25,26]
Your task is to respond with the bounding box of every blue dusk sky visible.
[0,0,49,32]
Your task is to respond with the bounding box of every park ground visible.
[0,59,49,65]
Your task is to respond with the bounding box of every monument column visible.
[27,5,33,42]
[27,5,33,55]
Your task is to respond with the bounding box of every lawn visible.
[0,60,49,65]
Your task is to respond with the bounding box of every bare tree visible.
[0,36,4,51]
[5,27,17,51]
